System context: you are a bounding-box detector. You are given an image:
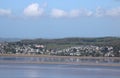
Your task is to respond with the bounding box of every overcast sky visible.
[0,0,120,38]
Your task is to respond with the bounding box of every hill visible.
[1,37,120,56]
[17,37,120,49]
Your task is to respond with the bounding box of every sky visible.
[0,0,120,38]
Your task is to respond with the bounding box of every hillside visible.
[0,37,120,56]
[20,37,120,45]
[16,37,120,49]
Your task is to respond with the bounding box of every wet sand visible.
[0,54,120,59]
[0,54,120,67]
[0,60,120,67]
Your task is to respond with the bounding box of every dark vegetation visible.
[15,37,120,50]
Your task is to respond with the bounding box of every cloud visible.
[70,9,93,18]
[79,9,93,16]
[0,9,11,16]
[86,11,93,16]
[51,9,67,18]
[69,9,80,17]
[1,2,120,19]
[50,8,93,18]
[23,3,44,17]
[95,7,105,17]
[22,4,120,18]
[94,7,120,17]
[105,7,120,17]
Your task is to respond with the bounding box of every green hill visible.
[16,37,120,49]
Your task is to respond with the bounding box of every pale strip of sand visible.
[0,60,120,67]
[0,54,120,59]
[0,54,120,67]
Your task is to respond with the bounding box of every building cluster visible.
[0,42,120,57]
[53,45,115,57]
[0,43,45,55]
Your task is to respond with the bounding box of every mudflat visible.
[0,54,120,67]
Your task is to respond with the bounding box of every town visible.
[0,42,120,57]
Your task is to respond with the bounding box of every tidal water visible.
[0,56,120,78]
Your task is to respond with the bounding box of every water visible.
[0,63,120,78]
[0,56,120,78]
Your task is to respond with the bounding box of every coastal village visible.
[0,42,119,57]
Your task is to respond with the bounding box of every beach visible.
[0,54,120,67]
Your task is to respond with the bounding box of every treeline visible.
[19,37,119,45]
[10,37,120,49]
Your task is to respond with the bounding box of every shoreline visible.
[0,54,120,67]
[0,54,120,59]
[0,60,120,67]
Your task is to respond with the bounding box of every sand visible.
[0,54,120,67]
